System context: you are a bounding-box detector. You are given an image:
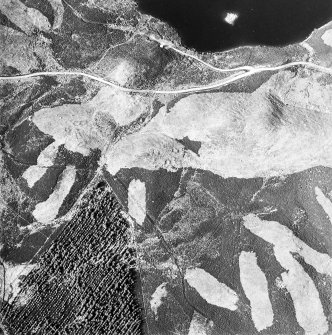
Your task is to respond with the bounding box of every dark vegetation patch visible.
[4,120,54,167]
[65,0,117,24]
[0,65,20,76]
[3,232,48,264]
[0,77,58,137]
[1,146,101,264]
[121,38,178,89]
[0,210,23,261]
[33,77,90,110]
[65,0,140,27]
[0,83,15,101]
[109,167,182,233]
[56,147,101,219]
[0,12,23,33]
[151,99,164,118]
[2,185,143,335]
[50,32,114,69]
[176,136,201,155]
[148,169,318,333]
[254,166,332,255]
[49,0,129,69]
[267,93,286,129]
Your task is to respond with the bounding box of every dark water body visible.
[136,0,332,52]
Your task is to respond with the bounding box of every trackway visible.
[1,40,331,95]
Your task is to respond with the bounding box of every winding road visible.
[0,60,331,95]
[0,35,332,95]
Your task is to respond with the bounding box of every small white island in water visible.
[224,12,239,25]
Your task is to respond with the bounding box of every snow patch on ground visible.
[243,214,332,276]
[315,186,332,224]
[33,165,76,223]
[275,277,286,290]
[22,142,59,188]
[239,251,274,331]
[33,104,104,156]
[185,268,238,310]
[47,0,64,30]
[224,12,239,25]
[128,179,146,226]
[0,0,51,35]
[321,29,332,47]
[2,263,36,303]
[155,258,179,279]
[106,61,134,85]
[188,311,213,335]
[32,88,149,157]
[89,87,147,126]
[103,131,199,175]
[103,71,332,178]
[279,250,328,335]
[243,215,329,335]
[150,283,168,319]
[30,70,332,180]
[300,41,315,58]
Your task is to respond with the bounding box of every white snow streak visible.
[243,214,329,335]
[224,12,239,25]
[185,268,238,311]
[150,283,168,319]
[315,186,332,224]
[321,29,332,48]
[33,165,76,223]
[22,142,59,188]
[128,179,146,226]
[278,249,328,335]
[2,263,36,303]
[239,251,274,331]
[243,214,332,276]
